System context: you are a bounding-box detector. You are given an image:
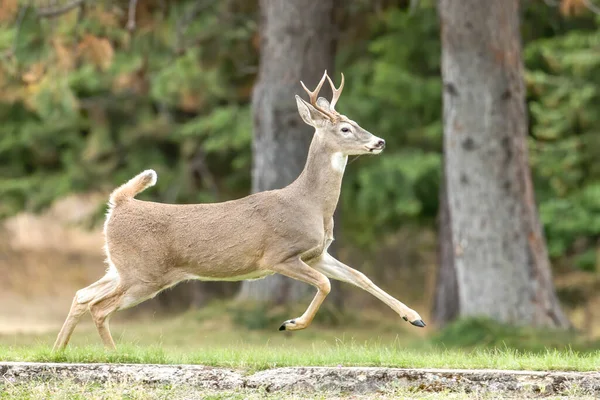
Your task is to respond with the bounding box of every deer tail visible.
[108,169,157,206]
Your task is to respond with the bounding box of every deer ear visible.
[316,97,331,111]
[295,95,327,127]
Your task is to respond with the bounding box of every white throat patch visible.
[331,152,348,173]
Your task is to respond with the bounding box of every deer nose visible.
[376,139,386,149]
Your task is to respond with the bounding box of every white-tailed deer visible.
[53,71,425,351]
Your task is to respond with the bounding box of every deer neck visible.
[292,133,347,219]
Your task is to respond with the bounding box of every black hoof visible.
[279,320,295,331]
[410,319,426,328]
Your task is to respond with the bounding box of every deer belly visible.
[184,270,275,282]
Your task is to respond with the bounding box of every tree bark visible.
[437,0,569,327]
[237,0,337,303]
[433,170,459,326]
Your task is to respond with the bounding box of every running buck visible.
[53,71,425,351]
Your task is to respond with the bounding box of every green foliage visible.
[0,0,598,269]
[0,0,256,218]
[338,5,442,247]
[338,1,600,265]
[524,16,600,261]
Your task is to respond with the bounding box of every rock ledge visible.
[1,362,598,396]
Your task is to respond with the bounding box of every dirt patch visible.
[1,363,599,397]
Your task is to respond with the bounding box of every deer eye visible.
[341,127,350,133]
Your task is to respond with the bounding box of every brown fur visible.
[53,72,424,350]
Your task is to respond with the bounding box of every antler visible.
[326,72,344,112]
[300,70,338,121]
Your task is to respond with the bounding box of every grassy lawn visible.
[2,306,599,399]
[1,304,599,372]
[2,343,599,372]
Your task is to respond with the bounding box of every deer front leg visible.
[270,257,331,331]
[312,253,425,327]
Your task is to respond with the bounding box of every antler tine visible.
[326,72,345,111]
[301,71,327,104]
[300,71,337,120]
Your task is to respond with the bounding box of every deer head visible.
[295,71,385,156]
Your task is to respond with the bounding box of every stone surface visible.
[1,362,599,397]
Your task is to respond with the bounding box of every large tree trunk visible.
[237,0,337,303]
[437,0,569,327]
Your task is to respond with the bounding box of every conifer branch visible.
[36,0,87,18]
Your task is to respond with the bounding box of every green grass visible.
[1,341,599,372]
[429,318,600,352]
[2,308,599,400]
[1,305,599,372]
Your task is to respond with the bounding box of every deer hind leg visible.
[311,252,426,327]
[270,258,331,331]
[88,278,167,349]
[52,295,89,351]
[88,289,126,350]
[52,269,120,351]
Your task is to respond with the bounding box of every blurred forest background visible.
[0,0,599,344]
